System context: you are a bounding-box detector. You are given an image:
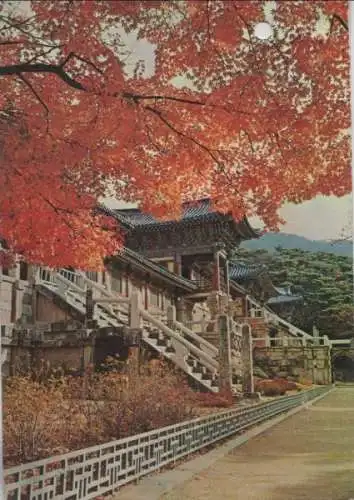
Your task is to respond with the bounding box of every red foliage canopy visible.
[0,0,350,269]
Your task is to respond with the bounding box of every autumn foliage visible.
[3,361,193,466]
[3,359,234,467]
[0,1,350,269]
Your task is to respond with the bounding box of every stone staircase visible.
[36,268,223,392]
[247,295,314,343]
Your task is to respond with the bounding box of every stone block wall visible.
[253,345,332,385]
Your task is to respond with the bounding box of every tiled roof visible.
[115,199,222,227]
[274,286,293,296]
[229,262,266,281]
[113,199,260,238]
[230,263,304,304]
[96,205,134,229]
[267,294,303,305]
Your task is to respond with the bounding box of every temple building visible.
[0,199,330,389]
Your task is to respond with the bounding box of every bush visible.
[297,377,313,387]
[193,391,233,408]
[254,377,304,396]
[254,379,286,396]
[3,360,197,467]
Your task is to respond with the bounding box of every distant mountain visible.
[242,232,353,257]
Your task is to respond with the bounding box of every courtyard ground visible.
[116,387,354,500]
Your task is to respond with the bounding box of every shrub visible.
[193,391,233,408]
[3,360,197,467]
[297,377,313,387]
[254,379,286,396]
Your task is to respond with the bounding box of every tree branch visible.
[17,73,49,115]
[0,61,86,90]
[331,13,348,32]
[121,92,206,106]
[145,104,222,166]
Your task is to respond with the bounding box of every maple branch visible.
[0,61,86,90]
[145,105,221,165]
[17,73,49,115]
[121,92,206,106]
[330,13,348,32]
[0,40,25,46]
[61,51,104,75]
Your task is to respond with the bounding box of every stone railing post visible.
[86,288,94,322]
[176,297,186,323]
[129,290,142,329]
[241,324,254,394]
[265,335,271,348]
[283,336,289,347]
[167,304,176,329]
[217,314,232,396]
[200,315,207,334]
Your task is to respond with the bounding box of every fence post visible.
[218,314,232,396]
[241,324,254,394]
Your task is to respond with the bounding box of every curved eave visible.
[267,295,304,306]
[240,216,261,240]
[96,205,134,230]
[111,247,197,293]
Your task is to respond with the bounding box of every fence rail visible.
[4,386,331,500]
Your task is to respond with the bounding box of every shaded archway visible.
[332,351,354,382]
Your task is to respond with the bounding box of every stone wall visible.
[6,322,141,377]
[253,345,332,385]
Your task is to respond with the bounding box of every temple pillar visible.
[212,250,221,291]
[225,256,230,297]
[174,254,182,276]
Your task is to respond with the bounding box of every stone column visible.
[241,323,254,394]
[85,288,94,325]
[126,327,142,376]
[10,280,19,323]
[218,314,232,396]
[167,304,176,328]
[176,297,186,323]
[30,278,37,324]
[129,290,141,329]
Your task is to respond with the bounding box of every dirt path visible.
[161,388,354,500]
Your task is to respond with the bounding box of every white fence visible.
[4,386,331,500]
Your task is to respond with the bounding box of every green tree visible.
[233,247,353,339]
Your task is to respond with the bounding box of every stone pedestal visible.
[176,297,186,323]
[218,314,232,395]
[241,323,254,394]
